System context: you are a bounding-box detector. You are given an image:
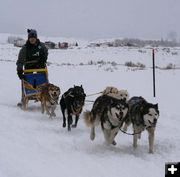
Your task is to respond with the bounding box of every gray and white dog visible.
[84,95,128,145]
[123,96,159,153]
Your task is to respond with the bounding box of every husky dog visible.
[84,95,128,145]
[123,96,159,153]
[102,86,129,102]
[60,85,86,131]
[40,83,60,118]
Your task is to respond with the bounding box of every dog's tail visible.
[84,111,96,127]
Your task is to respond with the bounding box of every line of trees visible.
[112,38,180,47]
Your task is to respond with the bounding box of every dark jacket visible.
[16,39,48,71]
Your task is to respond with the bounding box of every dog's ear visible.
[81,85,82,88]
[140,105,146,114]
[154,103,158,110]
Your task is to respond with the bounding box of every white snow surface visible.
[0,34,180,177]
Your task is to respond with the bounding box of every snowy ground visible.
[0,35,180,177]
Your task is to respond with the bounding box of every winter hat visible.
[27,29,37,39]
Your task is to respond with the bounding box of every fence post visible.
[152,48,156,97]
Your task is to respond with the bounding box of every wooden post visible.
[152,49,156,97]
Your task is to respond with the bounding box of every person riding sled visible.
[16,29,48,107]
[16,29,48,79]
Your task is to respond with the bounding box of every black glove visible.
[39,58,46,68]
[39,62,46,68]
[17,70,24,80]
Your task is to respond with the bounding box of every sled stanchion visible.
[152,49,156,97]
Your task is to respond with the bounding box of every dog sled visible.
[20,67,49,110]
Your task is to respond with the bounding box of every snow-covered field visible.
[0,34,180,177]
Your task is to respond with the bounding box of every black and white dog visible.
[60,85,86,131]
[123,96,159,153]
[84,95,129,145]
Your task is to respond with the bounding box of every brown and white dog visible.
[40,83,61,118]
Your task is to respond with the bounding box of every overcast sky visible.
[0,0,180,40]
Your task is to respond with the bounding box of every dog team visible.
[16,29,159,153]
[23,84,160,154]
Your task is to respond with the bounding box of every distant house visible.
[44,41,56,49]
[8,36,24,44]
[58,42,68,49]
[14,39,26,47]
[8,36,26,47]
[88,43,101,47]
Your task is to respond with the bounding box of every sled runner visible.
[20,68,49,110]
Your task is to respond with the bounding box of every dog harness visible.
[102,110,124,130]
[105,118,123,129]
[70,105,82,115]
[48,93,58,105]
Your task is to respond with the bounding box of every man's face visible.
[29,37,37,44]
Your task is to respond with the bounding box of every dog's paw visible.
[49,115,53,119]
[46,112,51,116]
[149,149,154,154]
[90,133,95,140]
[69,118,73,125]
[63,123,66,127]
[112,140,117,146]
[133,143,138,148]
[50,112,56,117]
[72,124,77,128]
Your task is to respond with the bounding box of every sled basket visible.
[22,68,49,98]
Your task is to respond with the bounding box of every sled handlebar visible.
[23,68,48,74]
